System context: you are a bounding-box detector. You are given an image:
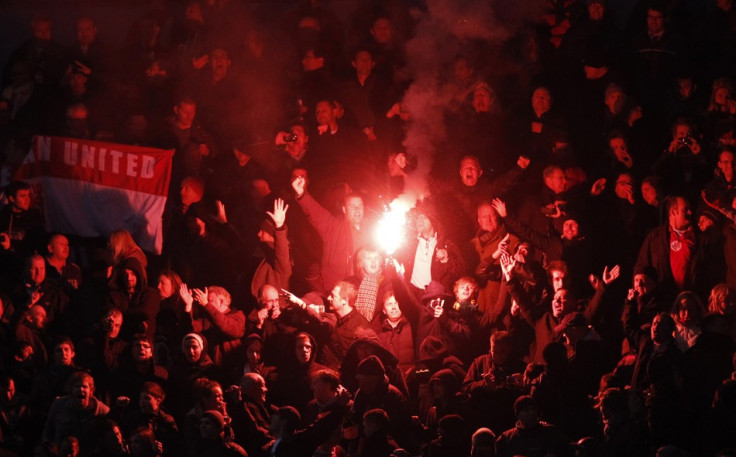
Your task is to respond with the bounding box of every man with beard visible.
[636,195,723,302]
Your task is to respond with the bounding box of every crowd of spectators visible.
[2,0,736,456]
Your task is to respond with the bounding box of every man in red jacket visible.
[292,174,373,293]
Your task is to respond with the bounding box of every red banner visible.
[15,136,174,253]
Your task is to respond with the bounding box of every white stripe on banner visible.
[32,176,166,253]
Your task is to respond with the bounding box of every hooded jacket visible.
[340,328,408,396]
[109,257,160,340]
[271,332,327,413]
[167,334,220,418]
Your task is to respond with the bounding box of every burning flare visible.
[374,198,412,255]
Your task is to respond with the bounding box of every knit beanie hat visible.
[182,333,205,352]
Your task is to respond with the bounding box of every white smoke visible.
[400,0,545,205]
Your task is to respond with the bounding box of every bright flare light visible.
[375,198,412,255]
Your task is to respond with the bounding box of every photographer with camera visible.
[263,124,315,191]
[275,125,310,166]
[655,118,708,198]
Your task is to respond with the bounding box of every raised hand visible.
[517,155,531,170]
[215,200,227,224]
[492,198,507,218]
[603,265,621,285]
[500,253,516,282]
[390,258,406,277]
[192,287,209,306]
[492,233,511,260]
[590,178,606,196]
[179,284,194,312]
[266,199,289,229]
[292,175,306,198]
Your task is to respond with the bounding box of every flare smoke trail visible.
[400,0,545,205]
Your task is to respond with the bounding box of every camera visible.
[676,137,693,156]
[283,133,298,143]
[428,298,445,311]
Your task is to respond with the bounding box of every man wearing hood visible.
[108,257,160,341]
[406,336,467,413]
[270,332,326,414]
[167,333,219,419]
[425,371,472,437]
[340,328,408,396]
[352,355,412,450]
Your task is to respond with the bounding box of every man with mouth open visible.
[42,371,110,451]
